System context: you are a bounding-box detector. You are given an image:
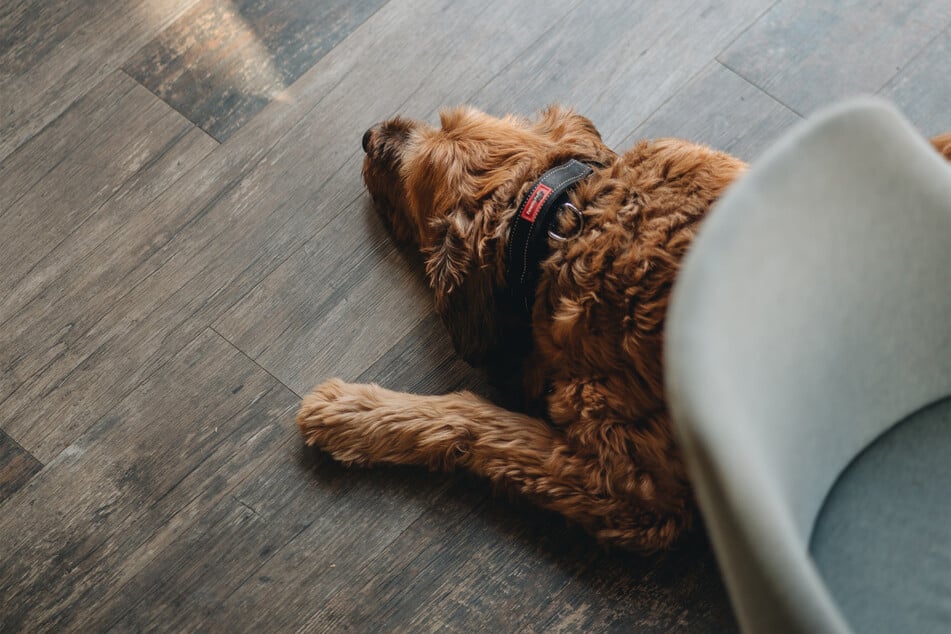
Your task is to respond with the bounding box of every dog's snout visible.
[362,127,374,153]
[363,118,415,166]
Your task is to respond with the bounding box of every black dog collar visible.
[505,159,593,316]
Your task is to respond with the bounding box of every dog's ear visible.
[425,212,496,365]
[425,212,472,307]
[534,105,616,167]
[535,105,601,140]
[439,106,481,133]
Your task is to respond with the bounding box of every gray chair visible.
[665,99,951,634]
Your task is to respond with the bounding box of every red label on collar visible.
[520,184,553,222]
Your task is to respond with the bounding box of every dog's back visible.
[932,132,951,161]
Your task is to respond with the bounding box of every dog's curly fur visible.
[298,106,951,552]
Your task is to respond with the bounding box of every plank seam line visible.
[209,326,302,399]
[875,20,951,100]
[713,0,781,63]
[715,56,804,118]
[716,60,804,119]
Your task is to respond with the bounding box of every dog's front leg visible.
[297,380,687,551]
[296,379,555,472]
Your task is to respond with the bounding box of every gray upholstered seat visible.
[665,99,951,634]
[811,396,951,633]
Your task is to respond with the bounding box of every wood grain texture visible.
[0,329,300,631]
[355,313,494,398]
[0,0,200,162]
[529,537,734,632]
[879,27,951,136]
[103,448,451,631]
[469,0,776,146]
[312,488,733,632]
[124,0,387,140]
[212,196,435,395]
[719,0,951,116]
[0,71,138,212]
[303,481,548,632]
[0,75,217,460]
[624,62,802,161]
[0,74,214,325]
[0,429,42,504]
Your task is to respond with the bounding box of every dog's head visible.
[362,105,614,366]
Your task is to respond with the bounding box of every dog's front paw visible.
[296,379,378,465]
[296,378,350,445]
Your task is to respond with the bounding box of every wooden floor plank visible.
[879,27,951,136]
[0,0,200,162]
[0,123,215,325]
[0,329,299,631]
[203,468,463,631]
[0,43,348,457]
[303,468,734,632]
[624,61,802,161]
[212,197,435,395]
[0,75,214,327]
[0,76,217,444]
[98,448,450,632]
[0,71,138,213]
[0,1,104,104]
[355,313,493,398]
[0,429,42,505]
[311,486,590,632]
[469,0,776,146]
[0,0,99,78]
[295,482,506,632]
[719,0,951,116]
[531,538,735,632]
[124,0,387,140]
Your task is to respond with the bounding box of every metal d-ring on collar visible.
[547,202,584,242]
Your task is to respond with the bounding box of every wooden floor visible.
[1,0,948,631]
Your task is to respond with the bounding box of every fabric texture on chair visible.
[665,98,951,634]
[811,396,951,634]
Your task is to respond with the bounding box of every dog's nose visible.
[362,128,373,153]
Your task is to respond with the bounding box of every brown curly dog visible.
[297,106,951,552]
